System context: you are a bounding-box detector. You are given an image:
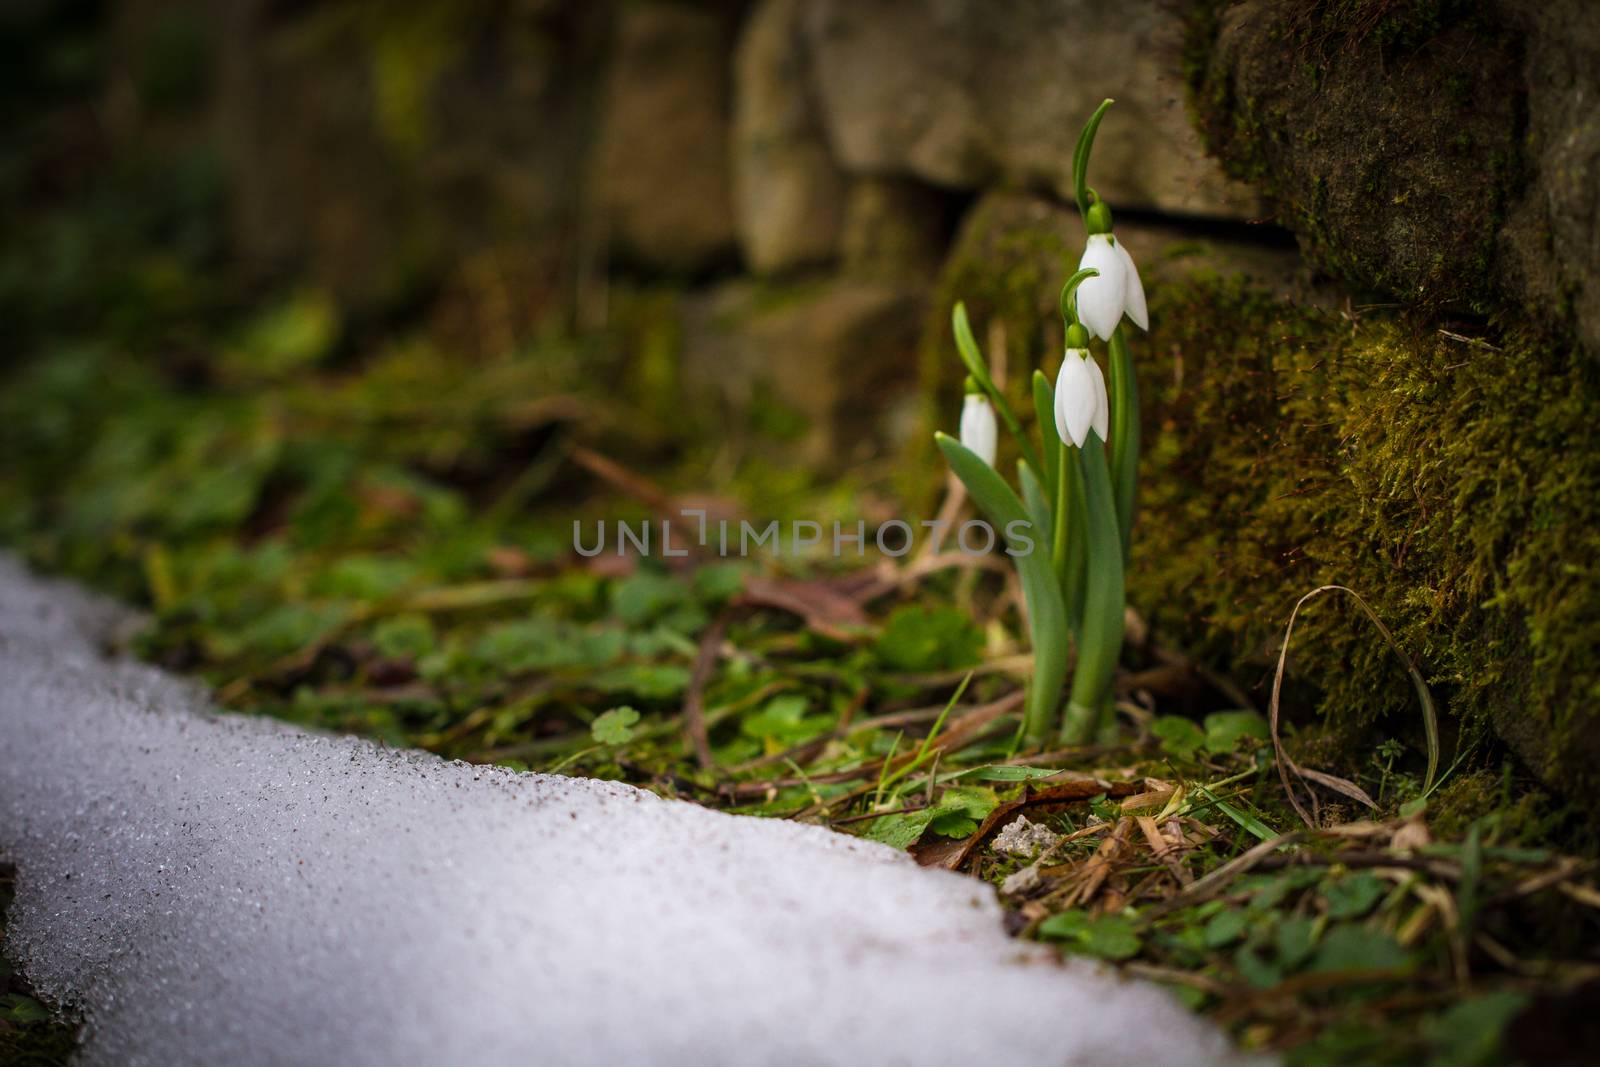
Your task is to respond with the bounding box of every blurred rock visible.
[212,0,609,313]
[798,0,1260,219]
[1499,0,1600,354]
[595,1,739,272]
[682,278,925,467]
[732,0,847,273]
[105,0,213,127]
[838,177,959,281]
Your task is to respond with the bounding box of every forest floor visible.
[3,322,1598,1067]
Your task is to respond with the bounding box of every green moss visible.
[1134,274,1600,793]
[1185,0,1479,69]
[1427,767,1541,842]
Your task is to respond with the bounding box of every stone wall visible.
[112,0,1596,350]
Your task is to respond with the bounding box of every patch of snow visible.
[0,556,1260,1066]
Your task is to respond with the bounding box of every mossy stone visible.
[1186,0,1523,311]
[1135,273,1600,796]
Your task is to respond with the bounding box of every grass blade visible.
[1195,785,1278,843]
[1268,584,1441,828]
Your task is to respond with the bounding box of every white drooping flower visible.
[959,392,998,467]
[1084,354,1109,443]
[1075,233,1148,342]
[1053,349,1109,448]
[1115,238,1147,332]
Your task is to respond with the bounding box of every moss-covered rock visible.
[1186,0,1600,357]
[1186,0,1523,310]
[1173,1,1600,788]
[1134,275,1600,795]
[1495,0,1600,357]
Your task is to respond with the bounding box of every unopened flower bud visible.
[959,389,998,467]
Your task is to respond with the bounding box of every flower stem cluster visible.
[935,99,1146,746]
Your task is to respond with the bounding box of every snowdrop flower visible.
[1074,201,1147,342]
[1054,342,1109,449]
[959,380,998,467]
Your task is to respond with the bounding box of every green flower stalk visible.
[1051,321,1121,744]
[1063,97,1137,740]
[1051,320,1099,636]
[935,97,1140,748]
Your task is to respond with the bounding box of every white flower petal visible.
[1053,350,1096,448]
[1076,235,1126,342]
[1114,238,1148,331]
[959,394,998,467]
[1085,355,1109,443]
